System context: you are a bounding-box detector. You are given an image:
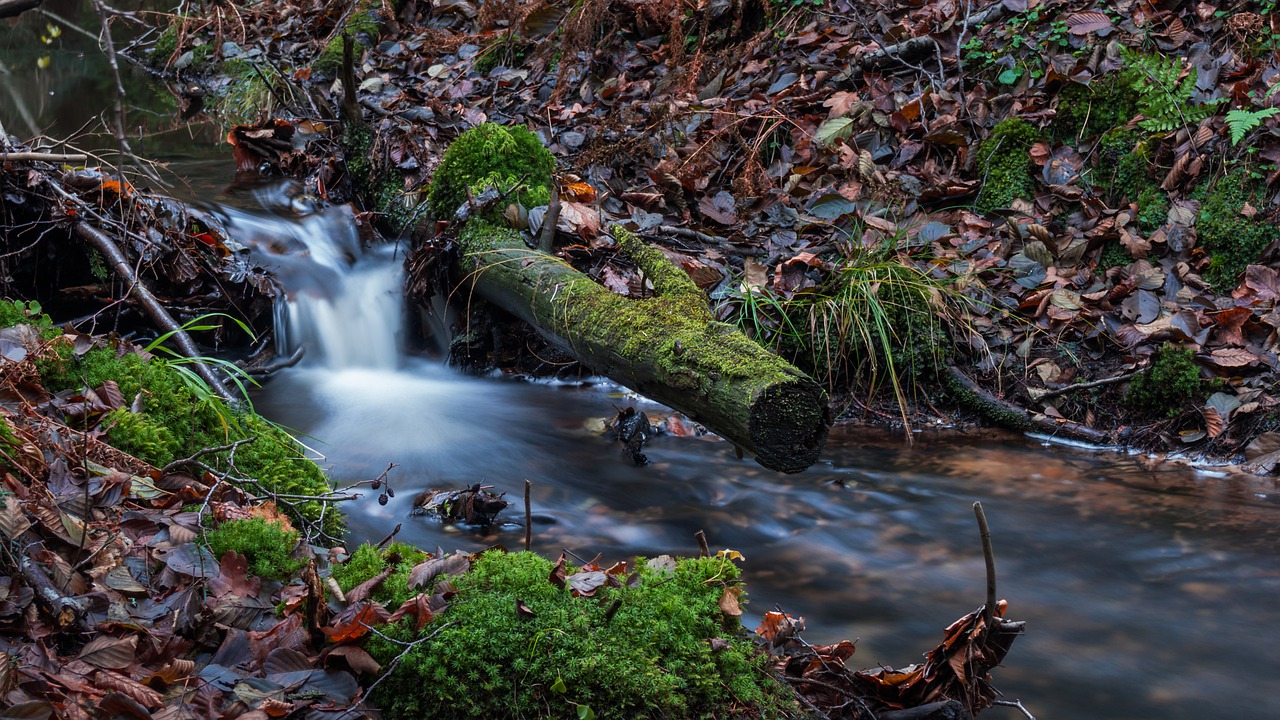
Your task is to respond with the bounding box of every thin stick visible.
[0,152,88,163]
[538,183,560,253]
[523,479,532,552]
[1035,370,1141,401]
[993,699,1037,720]
[74,223,238,403]
[375,523,401,548]
[694,529,709,558]
[973,501,996,626]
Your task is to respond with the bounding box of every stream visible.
[4,7,1280,718]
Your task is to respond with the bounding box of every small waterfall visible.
[208,182,405,370]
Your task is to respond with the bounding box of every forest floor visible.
[6,0,1280,716]
[133,0,1280,475]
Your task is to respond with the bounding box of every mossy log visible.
[456,221,831,472]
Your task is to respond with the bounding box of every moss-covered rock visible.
[974,118,1040,211]
[1194,168,1280,290]
[363,550,796,720]
[427,123,555,220]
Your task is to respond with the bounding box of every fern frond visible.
[1225,107,1280,145]
[1123,49,1222,133]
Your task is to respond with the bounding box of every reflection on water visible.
[0,1,230,196]
[255,367,1280,720]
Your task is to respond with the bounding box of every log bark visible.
[455,222,831,473]
[0,0,42,20]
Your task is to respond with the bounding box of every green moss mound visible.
[1124,346,1215,418]
[1194,168,1280,290]
[427,123,555,220]
[1053,76,1137,141]
[1093,130,1168,233]
[206,517,304,580]
[30,340,340,536]
[974,118,1040,211]
[364,551,796,720]
[332,542,428,608]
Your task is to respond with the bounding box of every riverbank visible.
[107,0,1280,474]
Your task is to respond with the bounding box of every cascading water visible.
[207,183,405,370]
[206,184,1280,720]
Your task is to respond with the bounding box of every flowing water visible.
[236,195,1280,720]
[4,10,1280,717]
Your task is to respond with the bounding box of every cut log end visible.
[748,381,831,474]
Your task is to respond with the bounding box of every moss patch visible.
[214,60,280,126]
[974,118,1040,211]
[331,542,428,608]
[1052,76,1137,141]
[1092,130,1168,233]
[427,123,556,219]
[1194,168,1280,290]
[32,340,340,536]
[1124,346,1217,418]
[364,551,795,720]
[313,6,382,77]
[206,517,304,581]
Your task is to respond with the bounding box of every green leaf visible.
[997,67,1022,85]
[815,117,855,147]
[577,706,596,720]
[550,677,567,694]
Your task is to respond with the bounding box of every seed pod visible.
[378,494,389,506]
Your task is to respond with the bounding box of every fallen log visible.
[436,124,831,473]
[0,0,42,20]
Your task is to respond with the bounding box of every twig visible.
[694,529,709,558]
[1035,370,1140,401]
[0,152,88,163]
[375,523,401,548]
[0,0,42,21]
[91,1,164,186]
[523,479,532,552]
[20,546,88,629]
[344,621,459,718]
[538,183,560,254]
[73,222,239,404]
[993,699,1037,720]
[244,345,305,377]
[656,224,728,245]
[162,437,257,474]
[973,502,996,627]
